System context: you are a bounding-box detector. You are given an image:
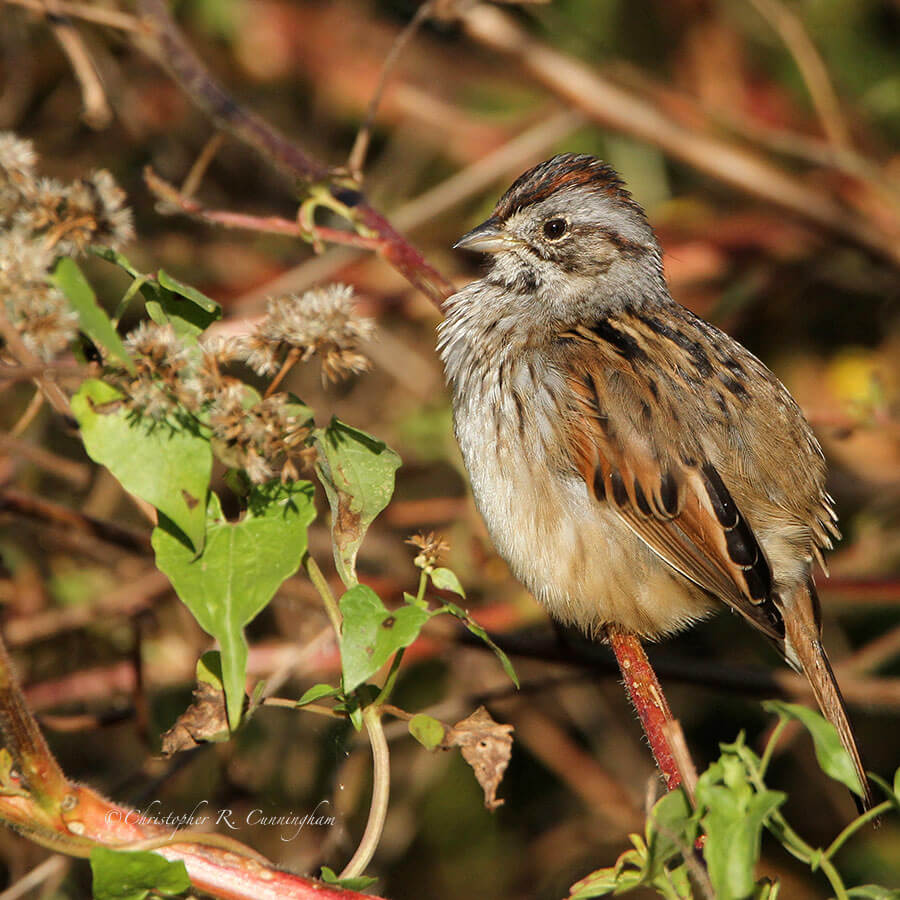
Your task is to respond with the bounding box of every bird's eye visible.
[543,218,568,240]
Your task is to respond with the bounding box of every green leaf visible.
[645,788,697,878]
[90,847,190,900]
[196,650,224,688]
[153,482,316,728]
[72,379,211,552]
[696,753,785,900]
[158,269,220,314]
[440,602,519,688]
[847,887,900,899]
[314,420,401,587]
[430,567,465,597]
[763,701,864,797]
[403,590,427,609]
[297,683,340,706]
[52,257,135,371]
[319,866,378,891]
[409,713,445,750]
[90,244,143,278]
[339,584,431,693]
[566,866,619,898]
[347,703,363,732]
[752,880,780,900]
[144,270,221,339]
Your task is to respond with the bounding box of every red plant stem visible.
[606,625,682,791]
[0,780,382,900]
[0,629,382,900]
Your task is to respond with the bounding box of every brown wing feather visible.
[567,363,784,645]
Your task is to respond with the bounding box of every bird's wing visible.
[561,321,786,644]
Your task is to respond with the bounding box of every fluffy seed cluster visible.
[0,132,133,361]
[233,284,375,382]
[111,324,315,484]
[117,322,194,421]
[208,387,314,484]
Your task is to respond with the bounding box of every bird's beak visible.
[453,218,516,254]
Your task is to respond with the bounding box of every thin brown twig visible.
[0,433,91,489]
[746,0,850,150]
[180,132,225,199]
[1,0,144,33]
[0,855,69,900]
[264,347,301,398]
[137,0,329,182]
[836,622,900,677]
[0,488,152,555]
[459,627,900,710]
[0,309,71,418]
[145,166,385,250]
[8,389,44,437]
[3,569,169,646]
[512,703,643,831]
[43,0,112,128]
[606,61,899,203]
[346,0,437,179]
[0,362,85,383]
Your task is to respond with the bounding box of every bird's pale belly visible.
[454,401,717,639]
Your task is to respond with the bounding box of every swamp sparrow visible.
[438,153,872,809]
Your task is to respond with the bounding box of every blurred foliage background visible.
[0,0,898,896]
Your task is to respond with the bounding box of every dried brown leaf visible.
[160,681,230,756]
[443,706,513,810]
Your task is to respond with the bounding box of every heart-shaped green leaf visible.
[153,482,315,728]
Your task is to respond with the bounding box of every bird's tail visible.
[781,579,875,814]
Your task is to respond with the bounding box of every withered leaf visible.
[443,706,513,810]
[160,681,230,756]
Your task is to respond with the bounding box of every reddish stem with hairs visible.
[606,626,683,791]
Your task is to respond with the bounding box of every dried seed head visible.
[0,231,55,292]
[17,284,79,361]
[254,284,375,382]
[0,133,37,215]
[0,231,77,360]
[407,532,451,570]
[17,171,134,255]
[124,322,190,382]
[198,334,243,366]
[208,388,312,484]
[230,332,280,377]
[87,169,134,249]
[108,322,197,420]
[0,131,132,363]
[124,376,179,421]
